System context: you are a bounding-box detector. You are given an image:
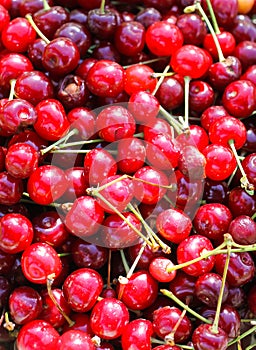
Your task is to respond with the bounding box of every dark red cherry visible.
[176,13,207,46]
[242,153,256,189]
[135,7,162,29]
[228,215,256,245]
[0,171,23,205]
[114,21,145,56]
[189,80,214,115]
[202,0,238,28]
[192,323,228,350]
[200,105,231,131]
[234,40,256,71]
[168,270,197,303]
[63,267,103,312]
[0,275,11,309]
[21,242,62,284]
[27,38,47,70]
[117,137,146,174]
[87,8,121,40]
[155,76,184,110]
[228,186,256,217]
[16,320,60,350]
[9,286,43,325]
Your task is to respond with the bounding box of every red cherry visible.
[128,91,160,124]
[0,4,10,33]
[21,242,62,284]
[121,319,153,350]
[114,21,145,56]
[0,171,23,205]
[146,21,183,56]
[16,320,60,350]
[117,137,146,174]
[124,64,157,95]
[58,330,95,350]
[192,323,228,350]
[90,298,129,340]
[63,268,103,312]
[149,257,176,283]
[203,31,236,61]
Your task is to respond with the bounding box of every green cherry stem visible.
[152,64,171,96]
[123,57,166,69]
[42,0,51,11]
[120,250,130,275]
[55,138,105,149]
[8,79,16,100]
[211,236,232,334]
[126,241,147,279]
[100,0,105,14]
[25,14,50,44]
[159,105,184,134]
[40,128,79,155]
[183,75,191,130]
[228,325,256,347]
[204,0,221,34]
[161,289,212,324]
[251,212,256,220]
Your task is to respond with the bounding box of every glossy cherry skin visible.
[115,21,145,56]
[58,330,95,350]
[177,235,215,277]
[202,0,238,28]
[90,298,129,340]
[128,90,159,124]
[189,80,214,115]
[71,238,107,270]
[27,165,68,205]
[234,40,256,71]
[135,6,162,28]
[176,125,209,152]
[228,215,256,245]
[192,323,228,350]
[170,44,211,79]
[146,21,183,56]
[215,251,255,287]
[222,79,256,119]
[155,76,184,110]
[124,64,157,95]
[202,144,236,181]
[1,17,36,52]
[149,257,176,283]
[62,312,93,335]
[128,241,165,270]
[32,211,69,248]
[0,213,33,254]
[121,319,153,350]
[0,4,10,33]
[39,288,71,328]
[63,268,103,312]
[133,166,169,205]
[168,270,197,304]
[64,196,105,239]
[86,60,124,98]
[242,153,256,189]
[228,187,256,217]
[117,137,146,174]
[0,171,23,205]
[87,7,120,40]
[193,203,232,241]
[176,13,207,46]
[118,270,158,310]
[200,105,231,131]
[61,167,88,202]
[203,31,236,61]
[9,286,43,325]
[35,99,70,141]
[27,38,47,70]
[5,142,38,179]
[21,242,62,284]
[96,105,135,142]
[153,306,192,343]
[156,208,192,244]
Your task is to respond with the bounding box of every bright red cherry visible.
[117,137,146,174]
[128,91,160,124]
[149,257,177,283]
[21,242,62,284]
[58,330,95,350]
[0,171,23,205]
[203,31,236,61]
[90,298,129,340]
[146,21,183,56]
[124,64,157,95]
[121,319,153,350]
[0,4,10,33]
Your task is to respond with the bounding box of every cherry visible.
[92,41,121,63]
[58,330,95,349]
[87,7,121,40]
[192,323,228,350]
[155,76,184,110]
[114,21,145,56]
[61,167,88,202]
[19,0,54,16]
[193,203,232,241]
[16,320,60,350]
[63,267,103,312]
[75,58,97,80]
[27,165,68,205]
[202,0,238,28]
[121,319,153,350]
[177,235,216,276]
[202,144,237,181]
[124,64,157,95]
[153,305,192,343]
[84,148,117,186]
[0,4,10,33]
[189,80,215,114]
[195,272,229,307]
[62,312,93,335]
[0,171,23,205]
[232,16,256,43]
[86,59,124,98]
[228,215,256,245]
[203,31,236,61]
[101,212,141,249]
[39,288,71,328]
[133,166,169,205]
[176,13,207,46]
[128,241,165,270]
[54,21,92,58]
[90,298,129,340]
[135,7,162,29]
[242,153,256,189]
[66,107,96,141]
[5,142,38,179]
[21,242,62,284]
[177,145,206,181]
[176,125,209,152]
[146,21,183,57]
[215,251,255,287]
[128,90,160,124]
[170,44,211,79]
[226,287,245,308]
[143,118,173,141]
[32,211,69,247]
[117,137,146,174]
[200,105,231,131]
[118,270,158,310]
[27,38,47,70]
[9,286,43,325]
[0,213,33,254]
[149,257,176,283]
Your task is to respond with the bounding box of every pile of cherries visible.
[0,0,256,349]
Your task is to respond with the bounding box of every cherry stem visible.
[123,57,166,69]
[100,0,105,14]
[3,312,15,331]
[25,14,50,44]
[228,325,256,347]
[211,236,232,334]
[152,64,171,96]
[47,274,75,327]
[159,105,184,134]
[127,203,171,253]
[126,241,147,279]
[186,2,225,62]
[204,0,221,34]
[165,308,187,345]
[41,128,79,155]
[228,139,254,195]
[55,138,104,149]
[8,79,16,100]
[160,289,212,324]
[183,75,191,130]
[42,0,51,10]
[252,212,256,220]
[120,250,130,275]
[90,191,153,247]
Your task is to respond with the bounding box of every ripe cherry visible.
[149,257,176,283]
[203,32,236,61]
[124,64,157,95]
[128,91,160,124]
[58,330,95,350]
[0,171,23,205]
[192,323,228,350]
[121,319,153,350]
[117,137,146,174]
[176,13,207,46]
[229,215,256,245]
[114,21,145,56]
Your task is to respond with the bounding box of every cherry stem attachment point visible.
[25,14,50,44]
[100,0,105,14]
[152,64,171,96]
[40,128,79,155]
[8,79,16,100]
[42,0,51,11]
